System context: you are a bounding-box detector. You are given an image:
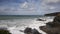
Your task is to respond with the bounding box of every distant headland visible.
[44,12,60,16]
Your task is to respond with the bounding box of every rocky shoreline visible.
[40,14,60,34]
[0,14,60,34]
[23,14,60,34]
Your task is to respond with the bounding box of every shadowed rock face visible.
[39,15,60,34]
[53,15,60,23]
[40,26,60,34]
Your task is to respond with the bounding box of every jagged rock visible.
[39,14,60,34]
[23,27,41,34]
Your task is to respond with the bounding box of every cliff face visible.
[44,12,60,16]
[40,14,60,34]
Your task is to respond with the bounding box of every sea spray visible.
[0,16,54,34]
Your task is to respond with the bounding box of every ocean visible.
[0,15,54,34]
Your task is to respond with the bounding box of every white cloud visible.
[49,6,56,9]
[1,0,60,15]
[0,1,38,15]
[42,0,60,3]
[40,0,60,14]
[21,2,28,9]
[18,1,36,11]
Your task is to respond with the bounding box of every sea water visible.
[0,15,54,34]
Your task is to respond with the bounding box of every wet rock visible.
[32,28,41,34]
[37,19,46,21]
[24,27,32,34]
[23,27,41,34]
[39,14,60,34]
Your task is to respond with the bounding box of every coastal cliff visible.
[44,12,60,16]
[40,14,60,34]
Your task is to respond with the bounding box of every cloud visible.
[43,0,60,3]
[21,2,28,8]
[18,1,37,11]
[0,0,60,15]
[40,0,60,14]
[0,0,39,15]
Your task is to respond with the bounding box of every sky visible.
[0,0,60,15]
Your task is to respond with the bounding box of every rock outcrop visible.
[32,28,41,34]
[24,27,32,34]
[37,19,46,21]
[23,27,41,34]
[40,14,60,34]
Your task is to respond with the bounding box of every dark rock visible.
[53,15,60,23]
[53,14,60,27]
[23,27,41,34]
[37,19,46,21]
[39,14,60,34]
[46,22,56,27]
[24,27,32,34]
[40,26,60,34]
[0,29,11,34]
[32,28,41,34]
[44,12,60,16]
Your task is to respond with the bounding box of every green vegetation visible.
[0,29,11,34]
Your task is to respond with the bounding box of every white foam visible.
[4,17,54,34]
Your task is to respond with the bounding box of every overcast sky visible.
[0,0,60,15]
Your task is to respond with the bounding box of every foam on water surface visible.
[0,16,54,34]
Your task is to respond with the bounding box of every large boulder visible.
[32,28,41,34]
[24,27,32,34]
[24,27,41,34]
